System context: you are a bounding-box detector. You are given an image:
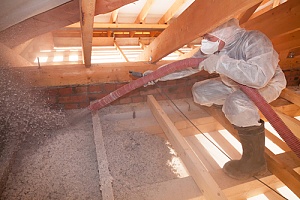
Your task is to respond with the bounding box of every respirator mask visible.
[201,39,220,54]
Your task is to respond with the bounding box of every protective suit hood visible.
[209,18,245,46]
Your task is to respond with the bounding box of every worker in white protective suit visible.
[143,18,286,180]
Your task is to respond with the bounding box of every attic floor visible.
[1,98,299,200]
[1,99,202,200]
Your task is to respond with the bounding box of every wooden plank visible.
[273,0,281,8]
[91,110,114,200]
[125,176,202,200]
[178,46,200,60]
[158,0,188,24]
[134,0,155,24]
[147,95,228,200]
[114,42,129,62]
[243,0,300,39]
[53,37,114,47]
[272,107,300,139]
[238,2,262,24]
[15,61,173,87]
[248,0,272,20]
[203,105,300,198]
[137,0,262,63]
[67,22,168,30]
[110,9,119,23]
[280,88,300,107]
[79,0,96,67]
[272,30,300,52]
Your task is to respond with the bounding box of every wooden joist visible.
[134,0,155,24]
[203,105,300,198]
[158,0,188,24]
[79,0,96,67]
[147,95,228,200]
[91,110,114,200]
[243,0,300,39]
[137,0,263,63]
[280,88,300,107]
[66,23,168,30]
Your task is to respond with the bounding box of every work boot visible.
[223,120,268,180]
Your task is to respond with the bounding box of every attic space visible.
[0,0,300,199]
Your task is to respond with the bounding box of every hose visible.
[239,85,300,158]
[88,58,204,111]
[87,57,300,158]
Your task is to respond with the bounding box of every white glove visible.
[143,70,158,87]
[203,54,220,73]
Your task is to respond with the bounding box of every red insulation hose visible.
[88,58,204,111]
[239,85,300,158]
[88,57,300,158]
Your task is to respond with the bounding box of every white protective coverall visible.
[160,18,286,127]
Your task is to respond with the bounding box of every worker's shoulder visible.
[245,30,269,39]
[244,30,272,43]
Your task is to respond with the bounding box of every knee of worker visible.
[192,82,214,106]
[223,91,261,127]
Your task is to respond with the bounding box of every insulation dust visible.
[0,66,67,152]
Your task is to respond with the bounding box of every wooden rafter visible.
[238,2,262,24]
[79,0,96,67]
[243,0,300,40]
[114,42,129,62]
[272,30,300,53]
[110,9,119,23]
[280,88,300,107]
[273,0,280,8]
[249,0,273,20]
[158,0,187,24]
[134,0,155,24]
[129,0,155,37]
[137,0,263,63]
[67,22,167,30]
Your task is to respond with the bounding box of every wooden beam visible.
[79,0,96,67]
[147,95,228,200]
[203,105,300,198]
[273,0,281,8]
[280,88,300,107]
[243,0,300,39]
[134,0,154,24]
[15,61,173,87]
[158,0,188,24]
[238,2,262,24]
[110,9,119,23]
[248,0,273,20]
[66,22,168,30]
[53,37,114,47]
[178,46,200,60]
[114,42,129,62]
[137,0,263,63]
[272,30,300,53]
[91,110,114,200]
[272,107,300,139]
